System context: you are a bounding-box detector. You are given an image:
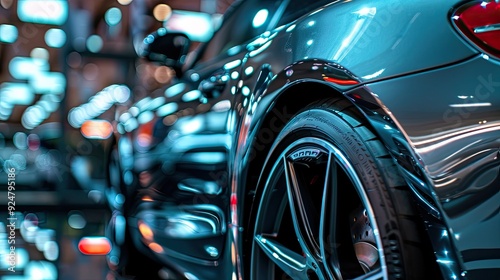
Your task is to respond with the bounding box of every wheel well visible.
[241,81,442,277]
[245,82,345,199]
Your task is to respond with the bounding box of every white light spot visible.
[138,111,154,124]
[242,86,250,96]
[223,59,241,70]
[0,24,18,43]
[252,9,269,28]
[231,71,239,80]
[182,90,202,102]
[244,66,254,76]
[157,102,178,117]
[165,83,186,97]
[44,241,59,261]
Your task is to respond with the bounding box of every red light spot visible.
[323,76,359,85]
[230,193,237,207]
[81,120,113,139]
[137,120,155,147]
[27,134,40,151]
[78,237,112,255]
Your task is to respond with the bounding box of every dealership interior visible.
[0,1,233,279]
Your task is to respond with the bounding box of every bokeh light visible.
[68,212,87,229]
[25,261,58,279]
[112,85,131,103]
[30,47,50,60]
[137,111,154,124]
[154,66,173,83]
[68,85,131,128]
[66,51,82,68]
[22,105,49,129]
[117,0,133,5]
[27,133,40,151]
[80,120,113,139]
[0,83,34,105]
[148,242,164,254]
[165,83,185,97]
[86,35,103,53]
[0,24,18,43]
[0,0,13,9]
[44,241,59,261]
[252,9,269,28]
[157,102,178,117]
[35,229,55,251]
[153,4,172,21]
[105,7,122,26]
[30,71,66,94]
[13,132,27,150]
[9,57,49,79]
[182,90,202,102]
[138,221,153,241]
[45,28,67,48]
[78,237,112,255]
[17,0,68,25]
[83,63,99,80]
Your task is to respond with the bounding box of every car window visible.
[196,0,282,64]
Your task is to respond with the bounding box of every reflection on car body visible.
[106,0,500,279]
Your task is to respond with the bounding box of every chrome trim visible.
[474,23,500,34]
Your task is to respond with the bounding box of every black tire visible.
[250,99,430,279]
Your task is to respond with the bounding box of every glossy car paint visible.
[113,0,499,279]
[366,56,500,278]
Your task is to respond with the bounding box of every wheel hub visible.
[350,206,379,272]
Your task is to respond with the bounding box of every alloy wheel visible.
[251,137,387,280]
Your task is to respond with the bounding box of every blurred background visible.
[0,0,233,279]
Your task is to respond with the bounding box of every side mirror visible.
[140,28,191,73]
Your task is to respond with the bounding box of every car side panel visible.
[366,56,500,276]
[279,0,476,82]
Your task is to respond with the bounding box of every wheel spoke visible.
[319,152,342,279]
[283,156,319,258]
[254,234,307,279]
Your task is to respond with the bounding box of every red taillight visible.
[452,1,500,58]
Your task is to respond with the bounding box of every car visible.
[105,0,500,279]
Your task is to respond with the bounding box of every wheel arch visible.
[238,75,450,279]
